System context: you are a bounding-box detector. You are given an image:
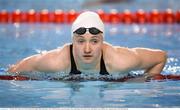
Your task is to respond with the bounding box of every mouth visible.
[83,55,93,58]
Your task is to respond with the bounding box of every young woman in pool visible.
[8,11,167,78]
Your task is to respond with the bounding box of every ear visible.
[71,35,75,42]
[101,35,104,41]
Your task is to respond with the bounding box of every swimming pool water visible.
[0,80,180,107]
[0,24,180,107]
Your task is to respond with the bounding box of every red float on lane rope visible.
[122,9,134,24]
[25,9,37,23]
[151,74,180,81]
[11,9,25,23]
[39,9,51,23]
[97,9,108,22]
[0,75,31,81]
[66,10,79,23]
[135,9,147,24]
[108,9,121,24]
[53,9,65,23]
[176,10,180,23]
[0,10,9,23]
[163,9,175,24]
[149,9,163,24]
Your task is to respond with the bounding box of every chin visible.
[82,58,94,64]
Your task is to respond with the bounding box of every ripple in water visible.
[9,71,139,82]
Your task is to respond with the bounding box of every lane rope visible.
[0,9,179,24]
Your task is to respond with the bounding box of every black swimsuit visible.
[69,44,109,75]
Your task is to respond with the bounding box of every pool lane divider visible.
[0,9,179,24]
[0,75,32,80]
[0,74,179,81]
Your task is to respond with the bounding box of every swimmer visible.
[8,11,167,79]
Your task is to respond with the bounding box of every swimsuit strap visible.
[99,54,109,75]
[69,44,109,75]
[69,44,81,75]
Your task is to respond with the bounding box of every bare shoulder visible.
[102,42,140,73]
[102,42,137,56]
[38,43,70,59]
[35,43,71,72]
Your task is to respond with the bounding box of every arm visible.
[104,43,167,76]
[8,45,70,73]
[8,54,40,73]
[133,48,167,76]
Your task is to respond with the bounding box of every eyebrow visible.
[74,35,101,39]
[74,35,84,38]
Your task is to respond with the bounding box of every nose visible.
[84,42,91,54]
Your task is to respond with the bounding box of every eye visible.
[77,39,85,44]
[91,39,99,44]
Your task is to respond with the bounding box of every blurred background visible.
[0,0,179,11]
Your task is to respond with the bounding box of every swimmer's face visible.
[73,33,103,64]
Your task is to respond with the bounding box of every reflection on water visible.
[4,71,136,81]
[0,80,180,107]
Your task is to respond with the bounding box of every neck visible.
[75,54,102,73]
[78,61,100,71]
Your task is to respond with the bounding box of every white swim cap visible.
[71,11,104,37]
